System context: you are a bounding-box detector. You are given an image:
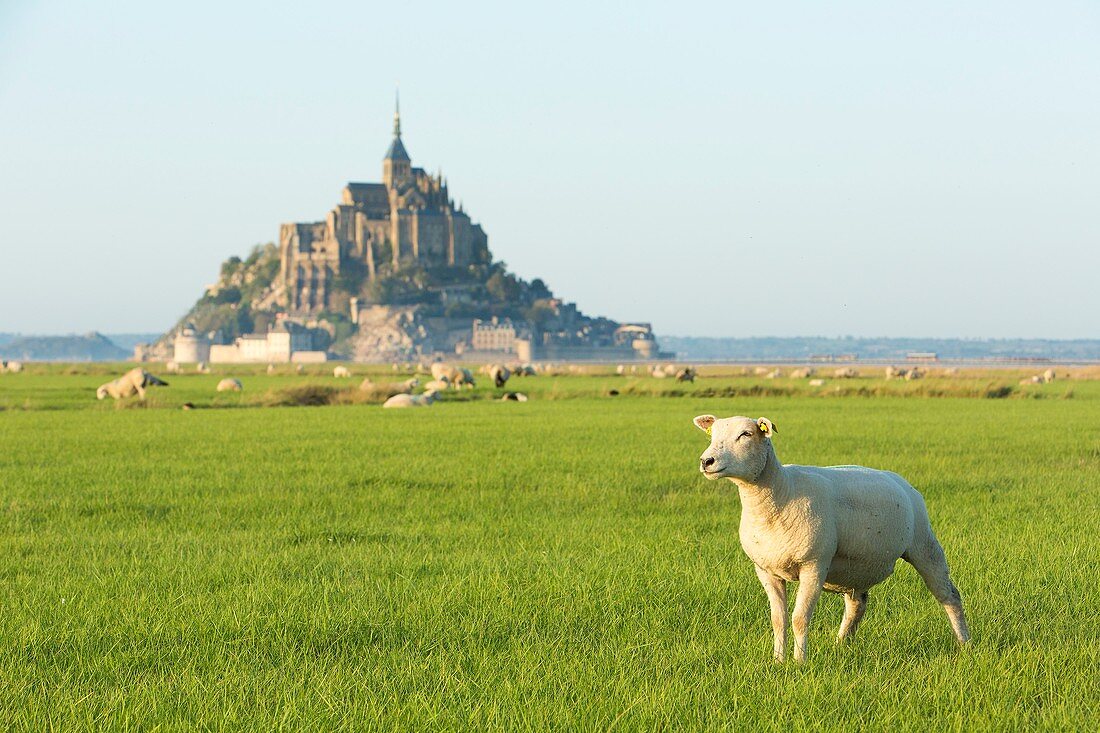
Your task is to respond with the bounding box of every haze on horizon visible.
[1,0,1097,340]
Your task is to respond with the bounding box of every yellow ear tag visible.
[705,425,712,437]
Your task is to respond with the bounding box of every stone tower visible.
[381,94,411,188]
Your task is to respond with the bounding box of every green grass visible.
[0,370,1098,729]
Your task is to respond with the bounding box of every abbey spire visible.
[382,92,411,188]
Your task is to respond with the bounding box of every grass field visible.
[1,367,1098,729]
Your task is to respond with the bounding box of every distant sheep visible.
[382,390,439,409]
[216,378,243,392]
[97,368,168,400]
[6,361,23,374]
[753,367,771,376]
[905,367,925,381]
[885,366,907,380]
[834,367,859,379]
[616,364,626,375]
[790,368,815,379]
[501,392,529,402]
[765,369,782,379]
[651,366,668,379]
[267,363,276,375]
[489,364,511,388]
[676,367,697,383]
[693,414,970,661]
[423,378,451,392]
[333,366,352,378]
[808,378,825,387]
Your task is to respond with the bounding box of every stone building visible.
[173,324,211,363]
[471,317,518,353]
[279,97,489,313]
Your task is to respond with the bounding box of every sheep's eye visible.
[737,431,753,440]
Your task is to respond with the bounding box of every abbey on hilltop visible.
[277,97,489,314]
[146,96,668,363]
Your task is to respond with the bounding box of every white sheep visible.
[424,378,451,391]
[808,378,826,387]
[651,366,668,379]
[790,368,815,379]
[675,367,697,383]
[616,364,626,375]
[382,390,439,409]
[693,414,970,662]
[97,368,169,400]
[216,378,243,392]
[488,364,511,388]
[500,392,528,402]
[333,366,352,378]
[834,367,859,379]
[6,360,23,374]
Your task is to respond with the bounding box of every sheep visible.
[97,368,169,400]
[267,363,276,375]
[500,392,528,402]
[765,369,782,379]
[1042,369,1056,383]
[216,378,243,392]
[884,366,907,380]
[489,364,511,388]
[753,367,771,376]
[424,378,451,392]
[808,378,826,387]
[675,367,697,383]
[295,364,304,374]
[616,364,626,375]
[905,367,925,381]
[333,366,352,378]
[196,361,209,374]
[790,368,815,379]
[382,390,439,409]
[833,367,859,379]
[692,414,970,662]
[6,360,23,374]
[453,367,476,389]
[651,366,668,379]
[430,362,450,381]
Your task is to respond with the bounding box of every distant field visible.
[1,367,1098,729]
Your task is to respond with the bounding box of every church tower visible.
[381,93,411,188]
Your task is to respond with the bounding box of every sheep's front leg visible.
[754,565,787,661]
[792,563,827,662]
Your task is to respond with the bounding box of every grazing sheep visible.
[333,366,352,378]
[885,366,907,380]
[651,366,668,379]
[790,368,815,379]
[216,378,243,392]
[675,367,697,383]
[424,378,451,392]
[765,369,782,379]
[753,367,771,376]
[834,367,859,379]
[454,367,476,389]
[1043,369,1056,383]
[382,390,439,409]
[489,364,511,388]
[97,368,169,400]
[500,392,528,402]
[430,362,450,381]
[616,364,626,375]
[692,414,970,662]
[905,367,925,381]
[6,360,23,374]
[808,378,826,387]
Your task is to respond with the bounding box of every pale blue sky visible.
[1,1,1097,337]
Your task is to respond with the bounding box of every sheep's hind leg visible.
[754,566,788,662]
[836,591,868,643]
[904,541,970,644]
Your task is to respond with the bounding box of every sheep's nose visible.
[701,456,716,470]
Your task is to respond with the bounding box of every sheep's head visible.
[693,414,777,482]
[96,385,109,400]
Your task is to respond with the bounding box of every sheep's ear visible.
[693,414,716,436]
[757,417,777,437]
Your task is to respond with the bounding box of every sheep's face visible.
[96,385,108,400]
[693,415,776,482]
